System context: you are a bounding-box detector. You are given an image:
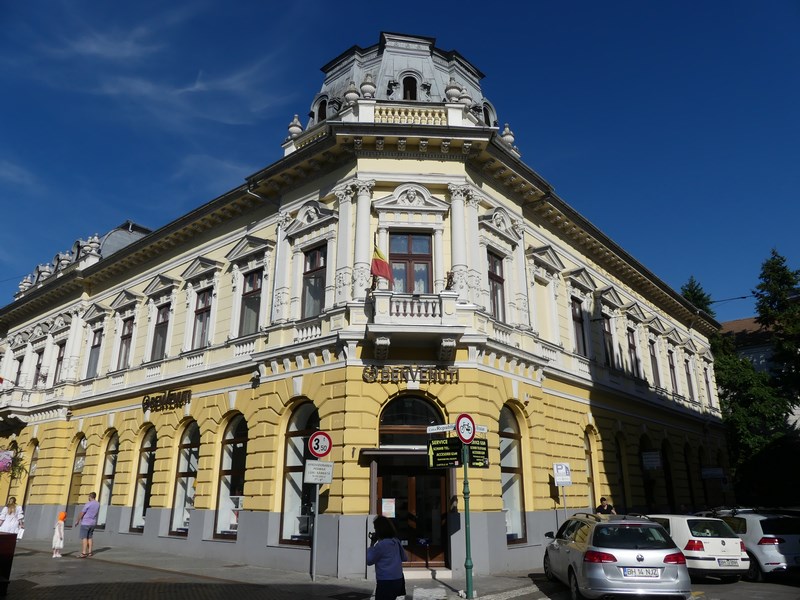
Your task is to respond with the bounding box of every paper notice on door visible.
[381,498,396,517]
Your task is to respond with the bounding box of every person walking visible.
[52,511,66,558]
[595,496,617,515]
[367,515,408,600]
[0,496,24,535]
[74,492,100,558]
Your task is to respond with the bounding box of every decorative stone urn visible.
[287,115,303,139]
[501,123,515,146]
[360,74,376,99]
[445,77,461,102]
[344,81,360,105]
[459,87,472,106]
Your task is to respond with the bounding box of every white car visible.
[720,512,800,581]
[649,514,748,582]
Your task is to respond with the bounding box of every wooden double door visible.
[377,456,448,567]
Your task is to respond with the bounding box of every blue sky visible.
[1,1,798,324]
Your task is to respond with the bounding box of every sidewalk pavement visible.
[8,538,554,599]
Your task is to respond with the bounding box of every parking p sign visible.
[553,462,572,486]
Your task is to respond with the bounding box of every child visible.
[52,511,66,558]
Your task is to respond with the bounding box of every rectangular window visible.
[668,349,678,391]
[488,251,505,321]
[649,339,661,388]
[151,304,170,361]
[239,269,262,336]
[53,342,66,383]
[684,359,695,401]
[86,329,103,378]
[33,350,44,385]
[627,328,640,377]
[302,246,326,319]
[704,367,714,405]
[192,290,212,349]
[602,315,614,368]
[571,298,587,357]
[389,233,432,294]
[13,357,23,387]
[116,318,134,370]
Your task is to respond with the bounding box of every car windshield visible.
[593,524,674,550]
[687,519,737,538]
[761,517,800,535]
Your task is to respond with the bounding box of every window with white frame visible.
[602,315,615,368]
[97,432,118,529]
[32,349,44,386]
[53,342,66,383]
[488,250,506,321]
[572,297,588,357]
[13,356,23,387]
[191,289,212,349]
[171,422,200,536]
[86,328,103,379]
[684,357,696,401]
[649,339,661,388]
[280,402,319,544]
[627,327,640,378]
[116,317,134,370]
[151,304,170,361]
[390,233,432,294]
[239,269,262,336]
[302,246,326,319]
[704,366,715,407]
[500,405,526,543]
[130,427,156,532]
[668,349,679,392]
[215,415,247,538]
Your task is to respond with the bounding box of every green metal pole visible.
[462,443,474,599]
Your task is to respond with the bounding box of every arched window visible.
[379,396,441,446]
[215,414,248,538]
[639,435,657,511]
[316,99,327,123]
[130,427,157,532]
[584,430,596,510]
[614,436,628,513]
[171,422,200,536]
[661,439,676,513]
[65,436,87,527]
[98,432,119,529]
[684,443,696,510]
[22,443,38,510]
[281,403,319,544]
[500,406,526,543]
[402,76,417,100]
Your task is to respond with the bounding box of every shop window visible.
[116,317,134,370]
[192,289,212,349]
[280,403,320,544]
[22,443,38,510]
[571,298,587,357]
[86,328,103,378]
[239,269,262,336]
[130,427,157,532]
[389,233,432,294]
[649,339,661,387]
[65,437,87,526]
[302,246,326,319]
[402,76,417,100]
[488,251,505,322]
[500,406,526,543]
[171,422,200,536]
[151,304,170,361]
[53,342,66,383]
[97,433,119,529]
[215,415,248,538]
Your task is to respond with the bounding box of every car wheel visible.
[543,553,555,582]
[568,569,585,600]
[745,552,764,583]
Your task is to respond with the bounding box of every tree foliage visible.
[681,275,715,318]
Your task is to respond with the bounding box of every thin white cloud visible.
[0,160,37,189]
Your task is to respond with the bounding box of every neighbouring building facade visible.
[0,33,731,578]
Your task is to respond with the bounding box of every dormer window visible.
[316,99,327,123]
[402,76,417,100]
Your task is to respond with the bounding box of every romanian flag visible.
[370,245,392,282]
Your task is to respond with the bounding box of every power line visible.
[709,295,753,305]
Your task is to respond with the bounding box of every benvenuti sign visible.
[142,389,192,413]
[362,365,459,384]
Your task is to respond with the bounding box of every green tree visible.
[753,249,800,408]
[681,275,715,318]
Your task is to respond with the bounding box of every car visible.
[543,512,692,599]
[719,511,800,581]
[648,514,748,582]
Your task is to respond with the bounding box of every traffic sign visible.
[304,460,334,484]
[456,413,476,444]
[553,462,572,486]
[308,431,332,458]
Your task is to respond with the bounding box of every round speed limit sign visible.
[308,431,332,458]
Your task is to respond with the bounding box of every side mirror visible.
[545,531,554,539]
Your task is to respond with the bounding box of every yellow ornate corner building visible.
[0,33,731,578]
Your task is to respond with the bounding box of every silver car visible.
[544,513,692,599]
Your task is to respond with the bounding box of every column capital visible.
[353,179,376,196]
[448,183,470,202]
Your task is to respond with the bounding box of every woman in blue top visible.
[367,515,408,600]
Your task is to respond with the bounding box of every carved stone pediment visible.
[11,331,30,349]
[181,257,223,283]
[83,303,111,323]
[225,235,275,264]
[645,316,668,334]
[478,207,522,246]
[683,339,700,354]
[144,275,179,298]
[526,245,565,275]
[373,183,449,214]
[284,201,337,240]
[623,302,649,323]
[110,290,143,311]
[664,328,684,345]
[564,268,596,293]
[595,286,625,310]
[51,314,72,335]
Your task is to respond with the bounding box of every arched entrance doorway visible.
[370,395,449,568]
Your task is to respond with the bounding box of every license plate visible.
[718,559,738,567]
[622,567,660,578]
